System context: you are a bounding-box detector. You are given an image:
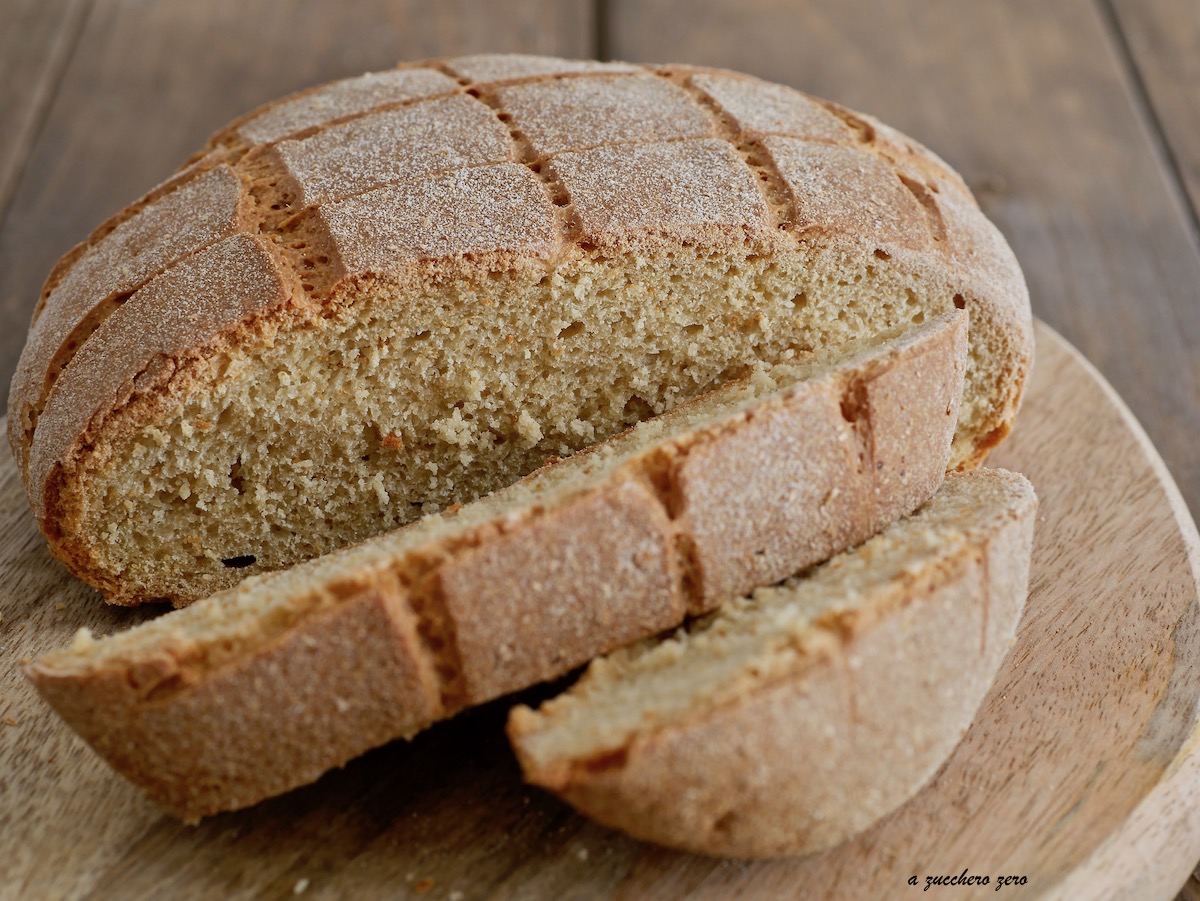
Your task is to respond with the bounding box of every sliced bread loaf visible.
[8,54,1031,605]
[25,313,964,821]
[508,468,1037,858]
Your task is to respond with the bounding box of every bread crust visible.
[7,55,1031,605]
[26,314,965,821]
[31,576,442,819]
[675,315,962,611]
[436,477,685,705]
[507,469,1037,857]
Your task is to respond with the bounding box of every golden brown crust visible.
[27,234,295,520]
[10,54,1032,604]
[7,163,255,481]
[675,315,964,611]
[508,469,1037,857]
[26,314,966,820]
[234,68,460,148]
[436,478,684,706]
[442,55,642,85]
[268,94,514,207]
[29,577,441,822]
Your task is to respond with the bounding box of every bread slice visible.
[25,313,964,822]
[508,468,1037,858]
[7,54,1031,605]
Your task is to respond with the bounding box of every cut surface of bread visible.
[508,468,1037,858]
[25,313,965,822]
[7,54,1031,604]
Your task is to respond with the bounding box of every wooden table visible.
[2,0,1198,896]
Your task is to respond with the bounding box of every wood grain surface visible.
[0,0,87,223]
[1110,0,1200,224]
[3,322,1199,899]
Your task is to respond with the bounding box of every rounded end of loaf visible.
[507,469,1038,858]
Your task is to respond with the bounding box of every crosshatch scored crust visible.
[7,54,1033,604]
[26,313,967,821]
[508,468,1038,858]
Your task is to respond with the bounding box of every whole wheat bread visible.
[26,313,964,821]
[7,54,1031,605]
[509,468,1037,857]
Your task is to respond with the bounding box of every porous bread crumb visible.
[31,318,928,675]
[69,246,966,603]
[70,628,95,652]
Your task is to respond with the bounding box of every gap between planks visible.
[1093,0,1200,252]
[0,0,92,229]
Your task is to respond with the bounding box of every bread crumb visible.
[293,878,309,894]
[3,717,17,727]
[576,847,589,861]
[382,431,404,450]
[70,628,96,652]
[517,410,543,446]
[55,602,65,611]
[414,877,435,893]
[449,892,465,901]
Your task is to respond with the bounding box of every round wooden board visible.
[4,321,1200,900]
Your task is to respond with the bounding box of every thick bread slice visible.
[25,314,964,822]
[7,54,1031,605]
[508,469,1037,858]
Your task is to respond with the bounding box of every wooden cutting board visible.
[4,321,1199,900]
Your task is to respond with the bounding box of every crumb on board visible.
[293,877,309,894]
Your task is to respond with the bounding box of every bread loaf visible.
[508,468,1037,857]
[25,313,965,821]
[8,54,1031,605]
